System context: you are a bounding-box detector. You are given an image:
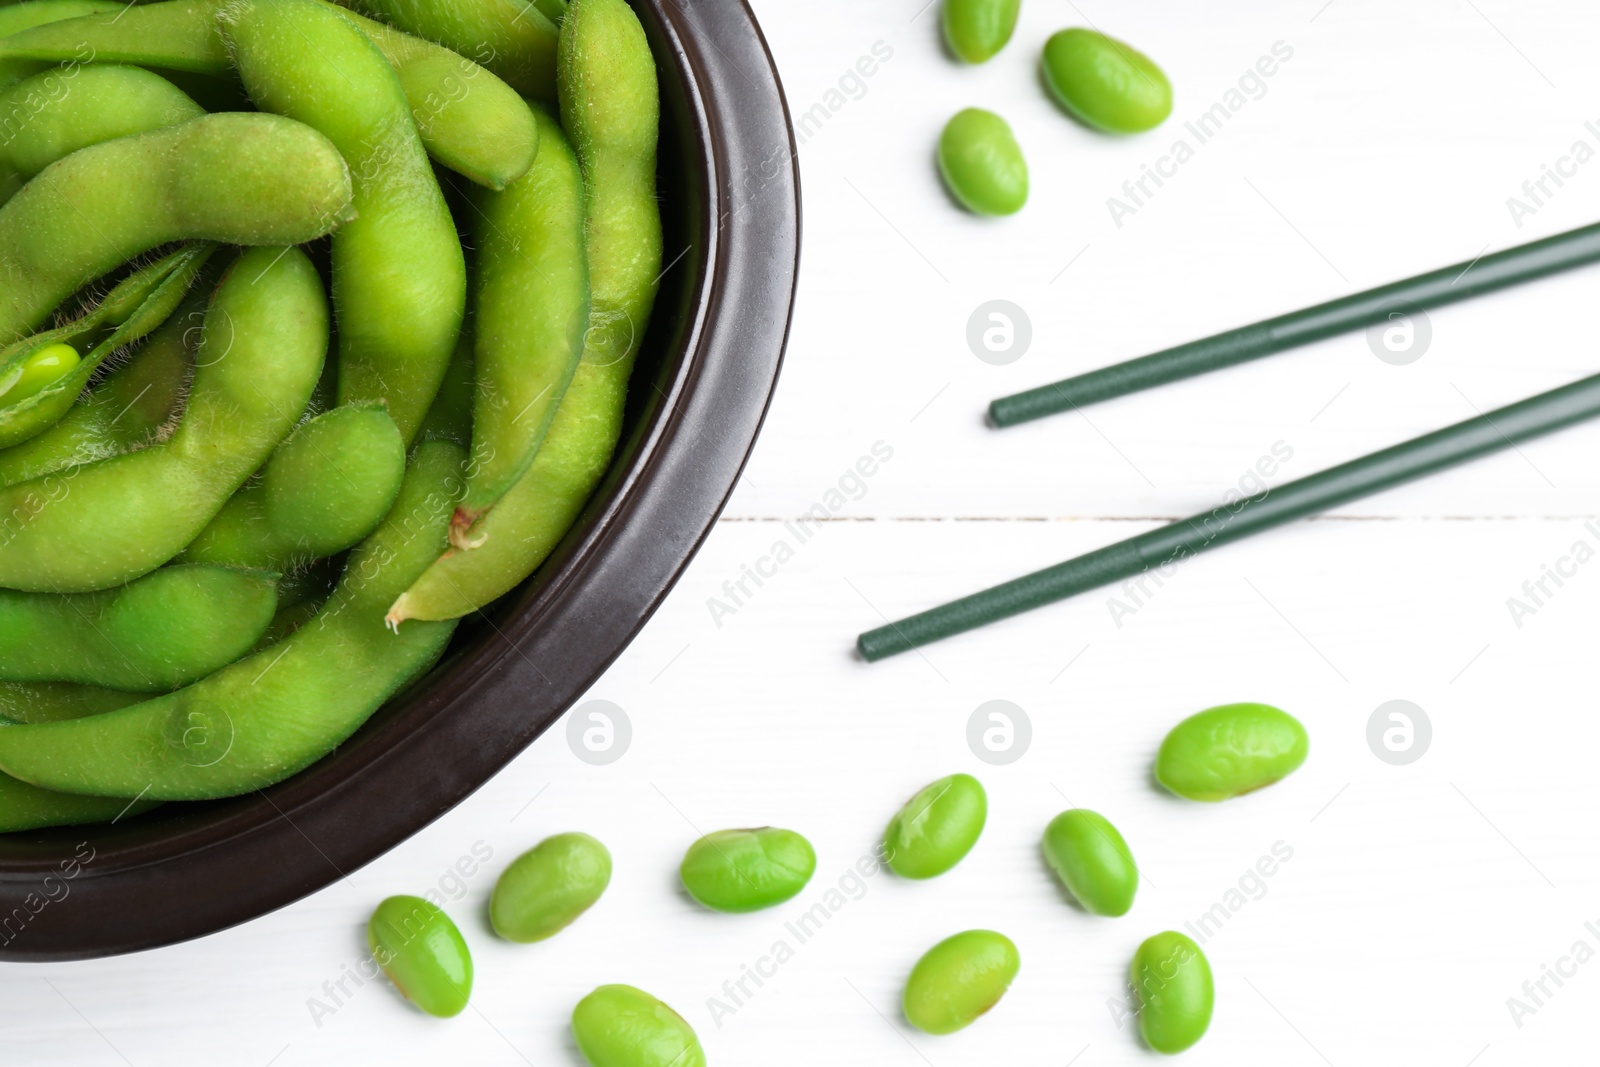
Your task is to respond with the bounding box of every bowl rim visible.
[0,0,800,962]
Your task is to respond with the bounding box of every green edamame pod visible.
[0,241,214,449]
[456,104,588,529]
[385,0,660,622]
[0,680,142,724]
[0,0,124,91]
[559,0,663,373]
[679,827,816,913]
[884,772,987,879]
[530,0,565,24]
[181,404,406,570]
[490,831,611,942]
[1156,703,1309,801]
[1041,808,1138,916]
[0,113,352,343]
[337,0,559,101]
[0,564,278,691]
[0,245,328,592]
[1131,931,1213,1053]
[0,0,538,190]
[0,65,204,204]
[0,0,230,73]
[0,771,156,834]
[903,930,1020,1035]
[572,985,706,1067]
[0,284,202,489]
[223,0,466,445]
[0,442,463,799]
[415,328,474,447]
[368,894,474,1017]
[942,0,1019,64]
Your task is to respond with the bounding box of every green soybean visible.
[181,404,406,570]
[387,0,660,623]
[0,245,327,592]
[0,284,202,488]
[0,680,142,724]
[0,0,231,72]
[0,113,352,344]
[0,241,213,449]
[679,827,816,913]
[1156,702,1309,802]
[490,831,611,942]
[903,930,1020,1035]
[1041,808,1137,917]
[368,894,473,1018]
[223,0,465,445]
[1042,28,1172,134]
[337,0,560,101]
[0,770,157,833]
[942,0,1019,64]
[0,441,462,800]
[572,984,705,1067]
[0,64,204,204]
[1131,931,1213,1053]
[884,772,986,879]
[456,104,588,528]
[938,107,1028,216]
[0,564,278,691]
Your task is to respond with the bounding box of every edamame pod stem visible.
[0,771,157,833]
[0,113,353,343]
[0,283,203,488]
[0,0,124,91]
[0,246,329,591]
[223,0,466,445]
[388,0,660,621]
[336,0,559,101]
[0,442,464,800]
[0,64,204,204]
[0,564,279,691]
[456,105,588,529]
[0,680,142,724]
[180,403,406,571]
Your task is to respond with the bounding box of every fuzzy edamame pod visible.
[0,246,329,592]
[0,65,204,204]
[0,284,203,488]
[415,328,474,447]
[0,771,157,834]
[336,0,559,101]
[0,442,463,800]
[386,0,660,622]
[181,403,406,570]
[0,112,353,343]
[456,105,588,531]
[0,565,278,691]
[0,0,125,91]
[223,0,465,445]
[0,680,142,724]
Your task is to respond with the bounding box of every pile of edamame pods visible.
[366,702,1308,1063]
[0,0,661,830]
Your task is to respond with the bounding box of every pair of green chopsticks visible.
[857,221,1600,662]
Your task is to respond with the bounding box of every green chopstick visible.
[860,371,1600,661]
[989,221,1600,428]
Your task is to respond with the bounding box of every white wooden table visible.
[7,1,1600,1063]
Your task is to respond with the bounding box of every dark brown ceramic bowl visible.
[0,0,799,962]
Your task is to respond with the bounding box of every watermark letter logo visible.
[1366,303,1431,366]
[966,700,1031,765]
[567,700,631,765]
[966,300,1031,366]
[1366,699,1431,765]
